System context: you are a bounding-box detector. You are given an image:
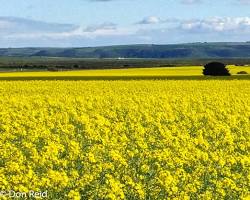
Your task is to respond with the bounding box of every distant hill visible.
[1,42,250,59]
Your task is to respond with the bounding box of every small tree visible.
[203,62,231,76]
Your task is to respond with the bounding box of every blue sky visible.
[0,0,250,47]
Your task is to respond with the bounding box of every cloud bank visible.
[1,16,250,47]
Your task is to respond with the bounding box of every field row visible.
[0,66,249,78]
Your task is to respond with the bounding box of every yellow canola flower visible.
[0,79,249,199]
[68,190,81,200]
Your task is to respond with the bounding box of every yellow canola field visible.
[0,65,249,77]
[0,80,249,199]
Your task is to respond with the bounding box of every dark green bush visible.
[203,62,231,76]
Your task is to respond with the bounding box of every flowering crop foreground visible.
[0,80,249,199]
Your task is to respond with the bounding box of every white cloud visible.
[1,16,250,47]
[179,17,250,32]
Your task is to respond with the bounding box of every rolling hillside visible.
[1,42,250,59]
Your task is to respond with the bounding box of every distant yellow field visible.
[0,66,249,77]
